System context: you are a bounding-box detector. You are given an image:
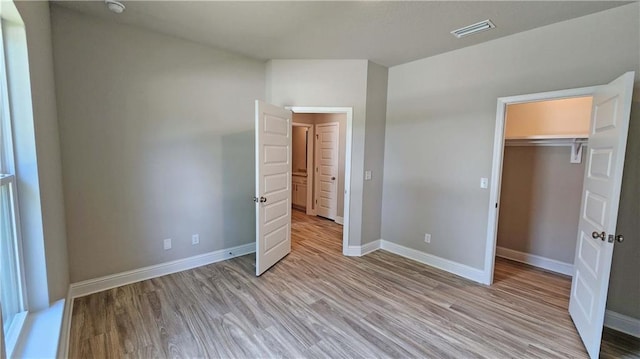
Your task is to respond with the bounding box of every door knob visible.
[615,234,624,243]
[592,231,606,241]
[331,177,336,180]
[253,196,267,203]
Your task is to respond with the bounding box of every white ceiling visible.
[53,1,631,67]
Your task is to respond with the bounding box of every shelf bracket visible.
[570,141,583,164]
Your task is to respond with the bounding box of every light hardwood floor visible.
[69,210,639,358]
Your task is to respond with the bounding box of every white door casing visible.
[314,122,339,220]
[255,100,292,276]
[569,72,634,359]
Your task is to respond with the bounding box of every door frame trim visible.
[482,86,598,285]
[288,107,353,256]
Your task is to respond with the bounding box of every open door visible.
[255,100,293,276]
[315,122,339,220]
[569,72,634,358]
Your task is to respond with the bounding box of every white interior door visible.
[255,100,292,276]
[314,123,339,220]
[569,72,634,358]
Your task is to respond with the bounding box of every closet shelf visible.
[505,135,588,147]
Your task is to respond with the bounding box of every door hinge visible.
[495,203,498,208]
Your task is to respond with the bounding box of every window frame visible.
[0,16,28,356]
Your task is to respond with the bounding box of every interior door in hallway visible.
[315,122,339,220]
[569,72,634,359]
[255,100,292,276]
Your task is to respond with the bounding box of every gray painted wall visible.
[607,100,640,320]
[267,60,369,245]
[382,4,639,270]
[267,60,388,245]
[51,6,265,282]
[362,62,388,244]
[15,0,70,305]
[497,146,585,264]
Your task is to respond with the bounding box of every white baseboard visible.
[496,246,573,276]
[605,310,640,338]
[380,240,486,284]
[342,239,485,284]
[60,242,255,357]
[334,216,344,225]
[361,239,381,255]
[343,239,381,256]
[343,246,360,256]
[69,242,255,298]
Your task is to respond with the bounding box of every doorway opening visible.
[494,96,593,278]
[482,72,635,359]
[289,107,353,255]
[484,85,598,284]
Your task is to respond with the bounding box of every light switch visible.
[364,170,372,181]
[480,177,489,189]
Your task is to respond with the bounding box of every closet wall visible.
[293,113,347,218]
[497,97,592,267]
[497,147,585,264]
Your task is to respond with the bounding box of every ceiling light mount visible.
[451,19,495,39]
[105,0,125,14]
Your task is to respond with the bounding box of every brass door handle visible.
[592,231,606,241]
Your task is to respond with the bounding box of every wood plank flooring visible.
[69,210,640,358]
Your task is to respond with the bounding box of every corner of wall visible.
[361,61,389,245]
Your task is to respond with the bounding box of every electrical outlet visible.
[163,238,172,250]
[192,234,200,245]
[424,233,431,243]
[364,170,372,181]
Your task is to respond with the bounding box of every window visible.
[0,20,27,355]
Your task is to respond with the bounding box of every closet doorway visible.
[495,96,592,276]
[483,72,634,359]
[289,107,353,252]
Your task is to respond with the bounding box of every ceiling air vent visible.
[451,20,495,38]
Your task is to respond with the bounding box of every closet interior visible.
[496,96,593,276]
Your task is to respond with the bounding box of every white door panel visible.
[569,72,634,359]
[315,123,339,219]
[255,101,292,276]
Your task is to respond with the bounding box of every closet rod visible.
[505,138,588,147]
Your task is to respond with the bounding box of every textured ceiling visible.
[53,1,632,67]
